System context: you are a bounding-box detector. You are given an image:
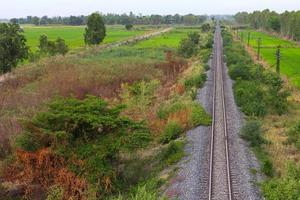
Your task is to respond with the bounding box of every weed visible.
[160,121,183,144]
[240,121,265,147]
[159,141,185,166]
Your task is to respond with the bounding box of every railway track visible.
[208,23,233,200]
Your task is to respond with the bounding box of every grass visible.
[134,28,200,49]
[240,30,300,88]
[22,25,149,51]
[0,27,212,199]
[232,29,300,199]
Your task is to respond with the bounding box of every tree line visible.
[10,13,207,26]
[234,9,300,41]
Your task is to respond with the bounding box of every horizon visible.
[1,0,300,19]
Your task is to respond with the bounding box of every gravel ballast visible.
[165,32,263,200]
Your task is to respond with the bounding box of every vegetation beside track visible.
[0,27,213,199]
[238,29,300,89]
[222,27,300,199]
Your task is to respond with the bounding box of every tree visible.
[0,23,28,73]
[178,38,197,58]
[125,24,133,30]
[55,37,69,56]
[201,23,211,32]
[84,13,106,45]
[188,32,200,45]
[39,34,48,54]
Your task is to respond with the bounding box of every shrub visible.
[261,159,274,177]
[201,23,211,32]
[287,122,300,150]
[203,63,210,71]
[240,121,265,147]
[184,73,207,90]
[178,38,197,58]
[263,72,289,115]
[187,32,200,45]
[159,141,185,166]
[46,185,64,200]
[228,63,252,80]
[160,121,183,144]
[190,102,211,126]
[157,100,211,128]
[16,96,151,195]
[205,33,214,49]
[234,80,267,116]
[262,163,300,199]
[125,24,133,30]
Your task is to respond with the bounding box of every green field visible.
[240,30,300,88]
[22,25,149,50]
[134,28,199,48]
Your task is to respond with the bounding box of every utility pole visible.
[247,32,250,46]
[276,45,281,75]
[257,37,261,60]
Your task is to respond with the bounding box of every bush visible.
[184,73,206,90]
[159,141,185,166]
[160,121,183,144]
[46,185,64,200]
[125,24,133,30]
[178,38,197,58]
[234,80,267,116]
[16,96,151,195]
[287,122,300,150]
[205,34,213,49]
[263,72,289,115]
[190,102,211,126]
[240,121,265,147]
[187,32,200,45]
[262,163,300,199]
[228,63,252,80]
[261,159,274,177]
[241,121,273,176]
[156,100,211,128]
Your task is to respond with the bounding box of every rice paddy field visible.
[22,25,150,50]
[240,30,300,88]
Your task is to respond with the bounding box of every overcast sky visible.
[1,0,300,18]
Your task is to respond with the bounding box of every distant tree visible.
[201,23,211,32]
[47,41,57,56]
[125,24,133,30]
[84,13,106,45]
[10,18,18,24]
[32,16,40,26]
[39,35,69,56]
[0,23,28,73]
[55,37,69,56]
[40,16,49,25]
[39,34,48,53]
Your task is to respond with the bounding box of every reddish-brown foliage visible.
[5,149,88,200]
[156,51,189,81]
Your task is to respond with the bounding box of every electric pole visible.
[276,45,281,75]
[257,37,261,60]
